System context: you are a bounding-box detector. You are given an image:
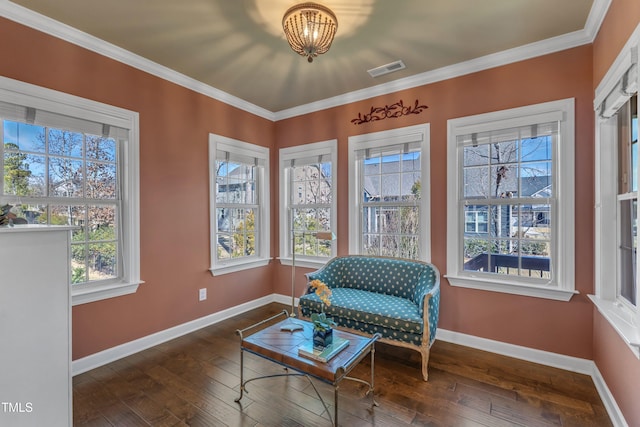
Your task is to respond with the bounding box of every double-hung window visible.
[446,99,575,301]
[348,124,431,261]
[209,135,269,275]
[593,26,640,356]
[279,140,337,268]
[0,76,140,305]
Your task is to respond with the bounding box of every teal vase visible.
[313,327,333,350]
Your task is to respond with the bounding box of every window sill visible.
[210,258,271,276]
[446,274,577,301]
[589,295,640,359]
[72,280,143,306]
[278,256,330,269]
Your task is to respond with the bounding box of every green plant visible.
[310,312,336,332]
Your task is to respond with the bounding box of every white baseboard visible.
[436,328,593,374]
[71,295,627,427]
[590,364,629,427]
[436,328,628,427]
[72,294,277,376]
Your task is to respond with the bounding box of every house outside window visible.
[279,140,337,268]
[348,124,431,261]
[447,99,575,301]
[592,27,640,357]
[0,76,141,305]
[465,209,489,234]
[209,135,269,275]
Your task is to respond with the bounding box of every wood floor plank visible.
[73,303,613,427]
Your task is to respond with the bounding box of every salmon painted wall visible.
[0,18,277,359]
[592,0,640,425]
[275,44,595,359]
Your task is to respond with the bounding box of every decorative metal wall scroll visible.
[351,99,428,125]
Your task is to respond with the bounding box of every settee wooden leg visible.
[421,347,430,381]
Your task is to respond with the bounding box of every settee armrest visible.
[304,256,341,294]
[413,263,440,316]
[412,263,440,346]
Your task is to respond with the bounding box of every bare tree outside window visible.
[461,124,554,278]
[2,121,119,284]
[361,148,421,259]
[290,161,332,257]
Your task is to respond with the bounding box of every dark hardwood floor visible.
[73,303,612,426]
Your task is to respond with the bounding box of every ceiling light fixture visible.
[282,2,338,63]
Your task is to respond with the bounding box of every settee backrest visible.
[311,256,437,303]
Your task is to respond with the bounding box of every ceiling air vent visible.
[367,60,406,78]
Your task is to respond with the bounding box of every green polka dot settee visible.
[299,255,440,381]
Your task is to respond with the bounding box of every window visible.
[348,124,430,261]
[593,27,640,357]
[618,95,638,308]
[279,140,337,268]
[0,76,140,305]
[447,99,575,301]
[465,209,489,234]
[209,135,269,275]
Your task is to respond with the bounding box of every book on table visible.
[298,336,349,363]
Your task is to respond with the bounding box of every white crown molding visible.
[0,0,612,120]
[585,0,613,42]
[0,0,275,121]
[275,29,594,120]
[275,0,611,120]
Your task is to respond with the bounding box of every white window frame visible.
[348,124,431,262]
[592,23,640,358]
[209,135,270,275]
[0,76,141,306]
[446,99,576,301]
[279,140,337,269]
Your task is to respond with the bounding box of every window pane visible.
[381,173,400,201]
[3,121,45,153]
[219,163,255,204]
[381,235,399,257]
[363,175,380,202]
[87,206,117,241]
[400,206,419,234]
[216,207,256,260]
[488,205,512,238]
[521,136,552,162]
[8,203,46,224]
[491,165,518,199]
[463,237,491,271]
[463,166,489,199]
[2,117,122,287]
[520,162,552,197]
[50,205,86,239]
[48,129,83,158]
[86,135,116,161]
[464,144,489,167]
[86,162,117,199]
[70,244,87,284]
[463,201,552,278]
[400,235,419,259]
[619,198,637,306]
[49,157,83,197]
[3,151,46,196]
[87,242,117,281]
[362,234,380,256]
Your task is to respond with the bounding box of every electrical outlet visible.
[199,288,207,301]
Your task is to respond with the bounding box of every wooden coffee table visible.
[235,310,380,426]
